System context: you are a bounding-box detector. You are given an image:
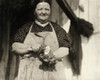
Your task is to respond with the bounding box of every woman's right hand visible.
[12,42,32,54]
[31,44,41,52]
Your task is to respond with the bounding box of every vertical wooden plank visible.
[77,0,89,20]
[89,1,100,79]
[62,0,80,28]
[96,0,100,31]
[50,0,80,26]
[80,0,100,80]
[0,21,9,80]
[0,1,9,80]
[50,0,60,24]
[88,0,98,32]
[94,0,100,79]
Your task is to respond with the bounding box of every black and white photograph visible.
[0,0,100,80]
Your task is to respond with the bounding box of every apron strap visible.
[28,22,34,33]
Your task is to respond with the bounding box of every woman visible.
[12,0,70,80]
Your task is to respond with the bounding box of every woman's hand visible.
[31,43,41,52]
[39,46,57,63]
[53,47,69,59]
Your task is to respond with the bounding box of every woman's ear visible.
[33,11,36,19]
[32,9,36,17]
[33,9,35,15]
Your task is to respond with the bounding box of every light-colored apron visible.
[17,23,67,80]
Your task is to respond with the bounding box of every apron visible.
[17,23,67,80]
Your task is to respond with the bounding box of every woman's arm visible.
[12,42,32,54]
[53,47,69,58]
[12,42,41,54]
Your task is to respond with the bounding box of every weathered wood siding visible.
[76,0,100,80]
[51,0,100,80]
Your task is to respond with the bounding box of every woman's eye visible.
[37,8,50,11]
[45,9,49,11]
[38,8,43,10]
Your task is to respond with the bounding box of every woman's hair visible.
[32,0,51,11]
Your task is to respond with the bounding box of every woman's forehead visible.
[36,2,50,8]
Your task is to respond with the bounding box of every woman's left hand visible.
[53,47,69,58]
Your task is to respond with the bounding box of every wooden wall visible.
[51,0,100,80]
[77,0,100,80]
[50,0,79,26]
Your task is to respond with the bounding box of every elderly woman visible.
[12,0,70,80]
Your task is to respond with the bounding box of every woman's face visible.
[35,2,51,23]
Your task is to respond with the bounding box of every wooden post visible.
[0,3,10,80]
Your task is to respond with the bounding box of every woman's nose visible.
[41,9,46,14]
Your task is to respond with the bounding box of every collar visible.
[35,20,49,27]
[31,22,52,32]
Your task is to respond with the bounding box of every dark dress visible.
[8,21,70,80]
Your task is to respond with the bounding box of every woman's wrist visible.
[53,54,63,61]
[28,46,33,51]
